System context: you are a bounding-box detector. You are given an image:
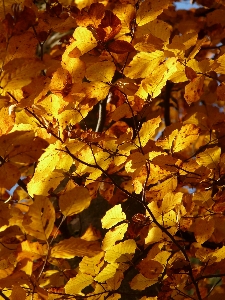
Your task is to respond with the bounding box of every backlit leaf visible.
[65,273,93,295]
[69,27,97,57]
[23,195,55,241]
[135,116,161,147]
[196,146,221,169]
[136,0,172,26]
[105,240,136,263]
[59,183,91,216]
[51,237,102,258]
[95,263,118,282]
[102,204,126,229]
[172,124,200,153]
[86,61,116,82]
[184,75,205,105]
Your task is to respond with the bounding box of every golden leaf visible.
[101,204,126,229]
[142,58,177,98]
[69,27,97,57]
[17,241,47,262]
[1,58,44,92]
[105,240,136,263]
[23,195,55,241]
[135,19,171,42]
[95,263,118,282]
[136,0,171,26]
[172,124,200,153]
[124,51,164,79]
[65,273,93,295]
[59,183,91,216]
[161,192,183,214]
[79,252,105,277]
[135,116,161,147]
[196,146,221,169]
[102,223,128,250]
[86,61,116,82]
[51,237,102,258]
[184,75,205,105]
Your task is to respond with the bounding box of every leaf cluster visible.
[1,0,225,299]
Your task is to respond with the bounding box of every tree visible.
[0,0,225,299]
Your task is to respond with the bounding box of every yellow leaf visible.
[51,237,102,258]
[95,263,118,282]
[161,192,183,213]
[65,273,93,295]
[130,273,157,290]
[23,195,55,241]
[124,51,164,79]
[27,142,72,196]
[142,58,177,98]
[172,124,200,153]
[1,58,44,92]
[135,19,171,43]
[136,0,171,26]
[184,75,205,105]
[135,116,161,147]
[105,240,136,263]
[102,223,128,250]
[196,146,221,169]
[69,27,97,57]
[79,252,105,276]
[61,56,85,83]
[194,217,214,244]
[101,204,126,229]
[86,61,116,82]
[146,177,177,201]
[17,241,47,262]
[59,183,91,216]
[27,170,65,197]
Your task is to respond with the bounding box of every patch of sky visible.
[174,0,202,10]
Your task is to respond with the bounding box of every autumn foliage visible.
[1,0,225,299]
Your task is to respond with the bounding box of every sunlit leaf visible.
[69,27,98,57]
[95,263,118,282]
[59,182,91,216]
[79,252,105,277]
[51,237,102,258]
[135,116,161,147]
[23,195,55,241]
[196,146,221,169]
[136,0,172,26]
[102,204,126,229]
[172,124,200,153]
[65,273,93,295]
[105,240,136,263]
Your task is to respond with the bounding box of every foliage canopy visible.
[1,0,225,299]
